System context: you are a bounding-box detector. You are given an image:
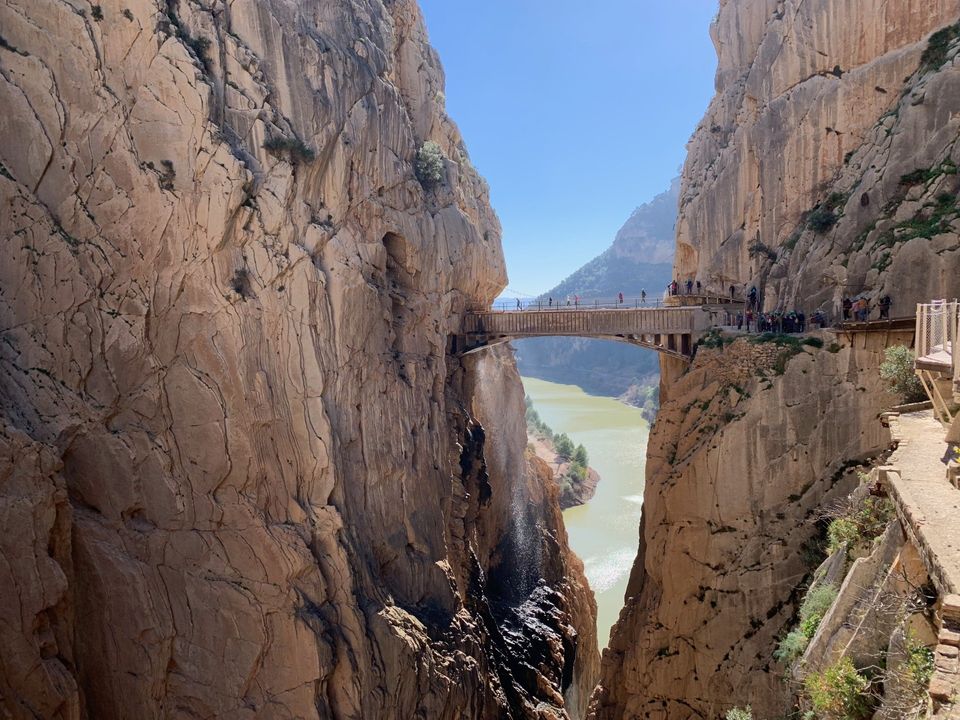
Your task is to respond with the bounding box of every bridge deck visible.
[457,306,704,358]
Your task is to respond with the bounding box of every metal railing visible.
[484,293,745,313]
[462,306,698,337]
[915,300,959,421]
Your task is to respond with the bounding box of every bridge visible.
[452,304,718,359]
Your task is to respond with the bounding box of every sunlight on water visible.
[520,376,648,647]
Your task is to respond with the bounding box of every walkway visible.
[884,410,960,594]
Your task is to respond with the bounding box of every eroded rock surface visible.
[0,1,596,717]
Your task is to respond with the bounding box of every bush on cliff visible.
[775,584,838,664]
[803,657,874,720]
[725,708,752,720]
[415,141,445,189]
[879,345,926,404]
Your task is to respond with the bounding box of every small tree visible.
[415,141,445,189]
[554,433,575,459]
[879,345,926,403]
[803,657,873,719]
[573,444,588,467]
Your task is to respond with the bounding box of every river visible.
[520,376,648,647]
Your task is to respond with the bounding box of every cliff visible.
[677,0,960,315]
[594,1,960,717]
[0,1,597,718]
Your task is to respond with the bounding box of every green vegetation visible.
[748,240,778,261]
[91,5,104,20]
[263,135,316,164]
[525,396,590,492]
[920,22,960,74]
[698,328,734,350]
[725,708,752,720]
[906,634,935,688]
[750,333,813,375]
[414,141,445,189]
[808,207,839,233]
[159,159,176,190]
[826,495,896,555]
[879,345,927,403]
[803,657,874,719]
[775,584,839,664]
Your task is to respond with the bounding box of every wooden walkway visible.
[454,306,705,358]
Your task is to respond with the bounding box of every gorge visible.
[3,1,960,720]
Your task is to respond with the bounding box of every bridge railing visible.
[916,301,957,365]
[487,297,665,312]
[462,307,697,337]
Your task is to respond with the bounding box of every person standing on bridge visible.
[574,295,580,307]
[548,297,553,308]
[696,280,702,294]
[641,289,647,305]
[516,298,522,311]
[618,291,624,305]
[686,279,693,294]
[842,297,852,321]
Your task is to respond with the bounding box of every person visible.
[566,297,571,306]
[745,309,753,332]
[641,289,647,304]
[729,284,736,299]
[737,311,743,330]
[671,280,679,296]
[879,295,892,319]
[842,297,852,321]
[748,286,758,308]
[548,297,553,308]
[686,279,694,294]
[618,291,624,305]
[574,294,580,307]
[516,298,522,311]
[696,280,702,295]
[797,311,806,333]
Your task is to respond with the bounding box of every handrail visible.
[916,301,957,362]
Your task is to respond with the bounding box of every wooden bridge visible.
[452,306,712,359]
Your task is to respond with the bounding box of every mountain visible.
[514,179,678,399]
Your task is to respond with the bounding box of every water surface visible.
[521,376,648,647]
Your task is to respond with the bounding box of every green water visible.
[521,376,648,647]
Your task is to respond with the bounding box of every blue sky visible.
[418,1,719,296]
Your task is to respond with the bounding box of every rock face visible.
[595,2,960,717]
[0,1,596,718]
[676,0,960,315]
[591,332,913,719]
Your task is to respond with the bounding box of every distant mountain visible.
[514,179,678,400]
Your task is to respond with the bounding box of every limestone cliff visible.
[595,2,960,716]
[677,0,960,315]
[0,1,597,718]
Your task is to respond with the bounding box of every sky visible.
[418,1,720,297]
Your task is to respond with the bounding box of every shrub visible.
[726,708,752,720]
[264,135,316,164]
[879,345,926,403]
[798,584,839,637]
[91,5,104,20]
[159,159,176,190]
[573,444,588,467]
[906,635,935,687]
[555,433,575,459]
[748,240,777,261]
[774,628,810,664]
[414,141,445,189]
[920,22,960,74]
[808,207,838,233]
[804,657,873,719]
[123,8,134,21]
[827,517,860,554]
[776,584,838,664]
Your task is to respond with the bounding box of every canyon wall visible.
[677,0,960,316]
[0,0,596,717]
[595,1,960,717]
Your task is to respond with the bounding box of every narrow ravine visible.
[521,376,649,646]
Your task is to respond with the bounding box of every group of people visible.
[669,279,704,296]
[842,295,893,321]
[733,309,824,333]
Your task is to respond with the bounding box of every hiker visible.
[548,297,553,308]
[641,289,647,304]
[748,286,758,308]
[696,280,702,294]
[686,279,694,294]
[842,297,852,321]
[797,312,806,333]
[618,291,624,305]
[516,298,522,311]
[574,294,580,307]
[566,297,571,307]
[736,312,744,330]
[879,295,892,319]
